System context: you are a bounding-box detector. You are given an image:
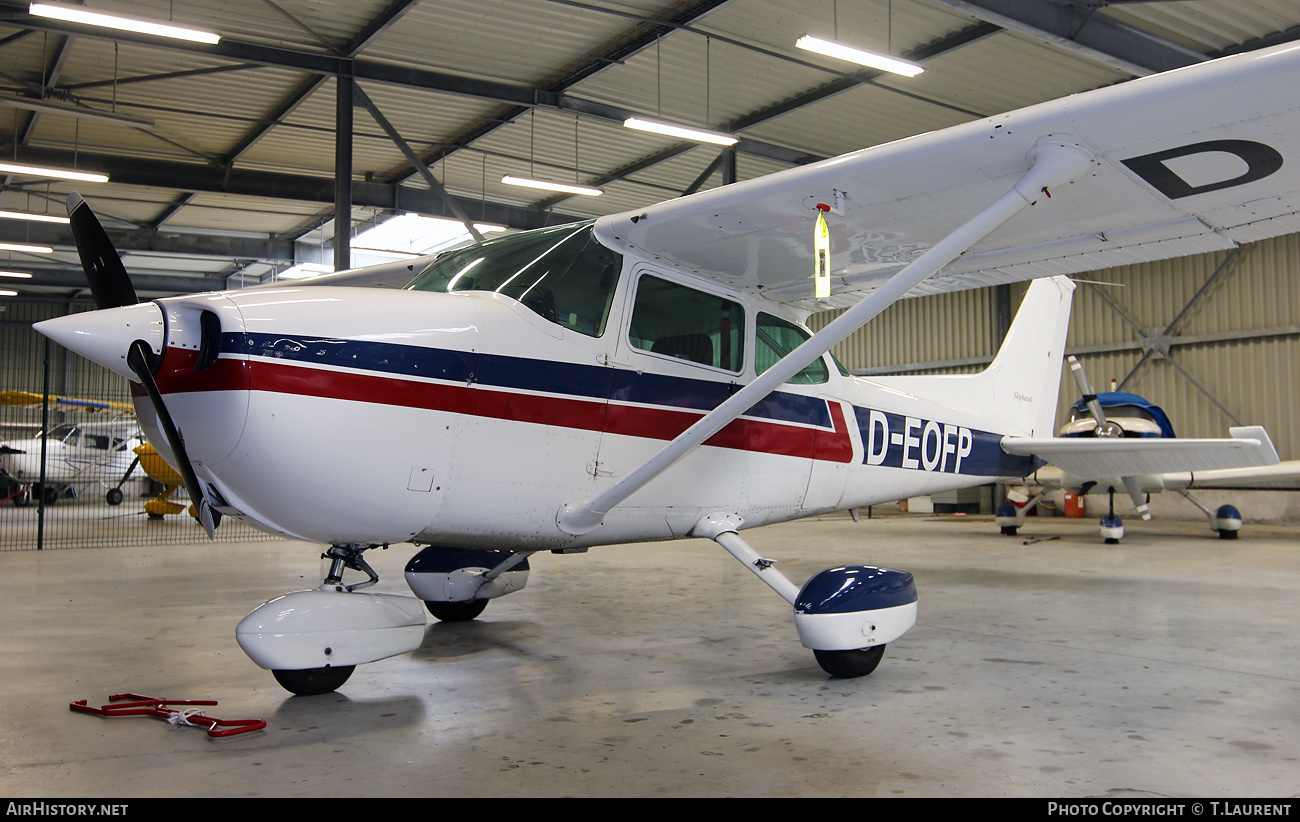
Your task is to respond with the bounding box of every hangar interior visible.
[1,0,1299,799]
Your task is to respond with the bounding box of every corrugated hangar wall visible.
[810,233,1300,467]
[1,300,279,550]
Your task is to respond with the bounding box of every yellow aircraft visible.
[132,441,190,518]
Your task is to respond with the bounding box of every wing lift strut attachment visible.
[558,138,1095,678]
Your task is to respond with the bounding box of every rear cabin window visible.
[629,274,744,373]
[755,312,828,385]
[405,222,621,337]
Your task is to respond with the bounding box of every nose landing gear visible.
[236,543,426,696]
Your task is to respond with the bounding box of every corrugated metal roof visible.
[0,0,1295,301]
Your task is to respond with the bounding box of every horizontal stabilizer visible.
[1186,458,1300,488]
[1002,426,1279,479]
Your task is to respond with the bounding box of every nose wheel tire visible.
[425,599,488,622]
[814,645,886,678]
[272,665,355,696]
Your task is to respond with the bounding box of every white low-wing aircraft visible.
[34,42,1300,695]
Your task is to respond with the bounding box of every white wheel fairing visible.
[796,602,918,651]
[235,589,426,671]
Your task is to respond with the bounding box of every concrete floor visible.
[1,512,1298,798]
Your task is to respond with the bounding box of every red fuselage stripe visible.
[151,350,855,463]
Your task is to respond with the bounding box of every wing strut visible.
[557,139,1095,536]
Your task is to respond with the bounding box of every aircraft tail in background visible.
[981,275,1075,438]
[867,275,1075,438]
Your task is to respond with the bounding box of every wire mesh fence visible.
[2,300,282,550]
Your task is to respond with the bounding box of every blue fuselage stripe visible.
[223,332,1032,476]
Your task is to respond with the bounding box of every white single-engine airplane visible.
[34,41,1300,695]
[996,357,1300,543]
[0,392,142,506]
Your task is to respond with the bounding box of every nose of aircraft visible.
[34,301,164,381]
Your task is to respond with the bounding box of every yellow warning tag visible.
[814,209,831,299]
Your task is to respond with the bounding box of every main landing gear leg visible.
[995,492,1045,536]
[235,543,426,696]
[1173,489,1243,539]
[1101,488,1125,544]
[692,513,917,679]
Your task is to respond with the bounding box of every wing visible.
[0,390,134,416]
[594,42,1300,312]
[1002,426,1279,479]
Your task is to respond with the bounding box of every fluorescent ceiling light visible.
[0,242,52,253]
[0,161,107,183]
[0,93,154,128]
[0,290,16,297]
[277,262,334,281]
[0,209,68,224]
[623,117,738,146]
[29,2,221,45]
[795,35,924,77]
[352,247,422,259]
[0,271,33,278]
[352,214,507,259]
[502,175,603,197]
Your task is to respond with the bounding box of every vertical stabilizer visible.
[982,275,1075,437]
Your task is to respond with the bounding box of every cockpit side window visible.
[404,222,621,337]
[755,313,829,384]
[628,274,744,373]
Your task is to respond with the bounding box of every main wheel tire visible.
[105,488,124,506]
[814,644,886,678]
[272,665,355,696]
[425,599,488,622]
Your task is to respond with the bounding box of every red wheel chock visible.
[70,693,266,738]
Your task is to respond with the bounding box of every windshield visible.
[45,424,78,443]
[405,222,622,337]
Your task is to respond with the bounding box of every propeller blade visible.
[62,194,220,538]
[66,192,137,310]
[1067,355,1120,437]
[126,340,220,538]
